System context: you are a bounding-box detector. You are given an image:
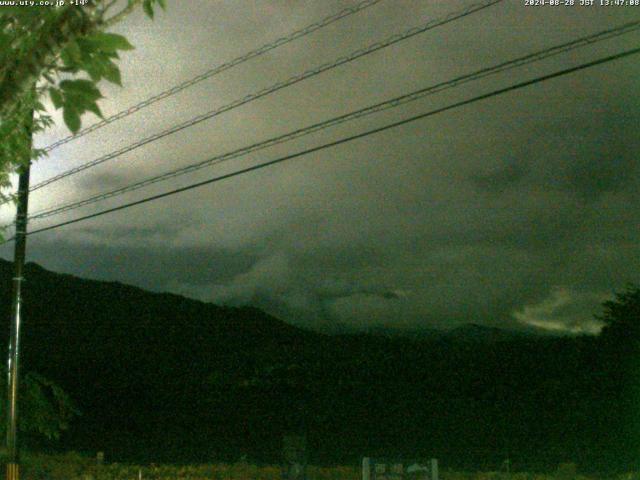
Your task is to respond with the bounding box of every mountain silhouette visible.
[0,259,634,472]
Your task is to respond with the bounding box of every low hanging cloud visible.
[169,251,408,331]
[513,287,607,334]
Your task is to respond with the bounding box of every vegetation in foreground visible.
[1,262,639,471]
[4,453,639,480]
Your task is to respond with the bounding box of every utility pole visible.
[5,110,32,480]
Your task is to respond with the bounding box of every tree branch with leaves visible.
[0,368,80,442]
[0,0,166,204]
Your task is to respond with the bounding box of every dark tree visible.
[598,285,640,349]
[593,286,640,471]
[0,369,79,444]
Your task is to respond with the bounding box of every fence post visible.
[430,459,438,480]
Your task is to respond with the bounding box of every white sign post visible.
[363,458,438,480]
[363,457,372,480]
[430,458,438,480]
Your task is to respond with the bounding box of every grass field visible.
[7,452,637,480]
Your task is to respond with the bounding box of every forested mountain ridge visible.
[0,259,636,472]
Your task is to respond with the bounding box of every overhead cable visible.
[27,0,503,193]
[26,19,640,223]
[41,0,386,153]
[11,45,639,241]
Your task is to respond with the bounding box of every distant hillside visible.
[0,259,634,472]
[361,323,537,342]
[0,259,329,461]
[442,323,533,342]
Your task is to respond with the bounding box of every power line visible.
[25,19,640,223]
[26,0,503,193]
[11,45,640,241]
[40,0,386,153]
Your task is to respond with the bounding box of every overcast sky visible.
[1,0,639,334]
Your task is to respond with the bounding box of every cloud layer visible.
[2,0,639,334]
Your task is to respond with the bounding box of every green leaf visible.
[60,41,82,69]
[49,88,63,109]
[59,79,102,102]
[64,94,99,114]
[102,61,122,86]
[59,79,96,91]
[84,101,103,119]
[157,0,167,10]
[31,147,48,160]
[0,32,10,52]
[143,0,154,19]
[84,63,102,82]
[38,115,54,130]
[62,107,81,134]
[59,48,73,68]
[0,7,26,16]
[59,79,105,122]
[65,41,82,64]
[58,66,79,73]
[76,37,97,58]
[83,32,134,53]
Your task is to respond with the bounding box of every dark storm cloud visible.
[469,104,640,200]
[470,157,529,194]
[533,114,639,201]
[23,238,260,291]
[562,131,637,201]
[76,222,191,242]
[75,171,132,191]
